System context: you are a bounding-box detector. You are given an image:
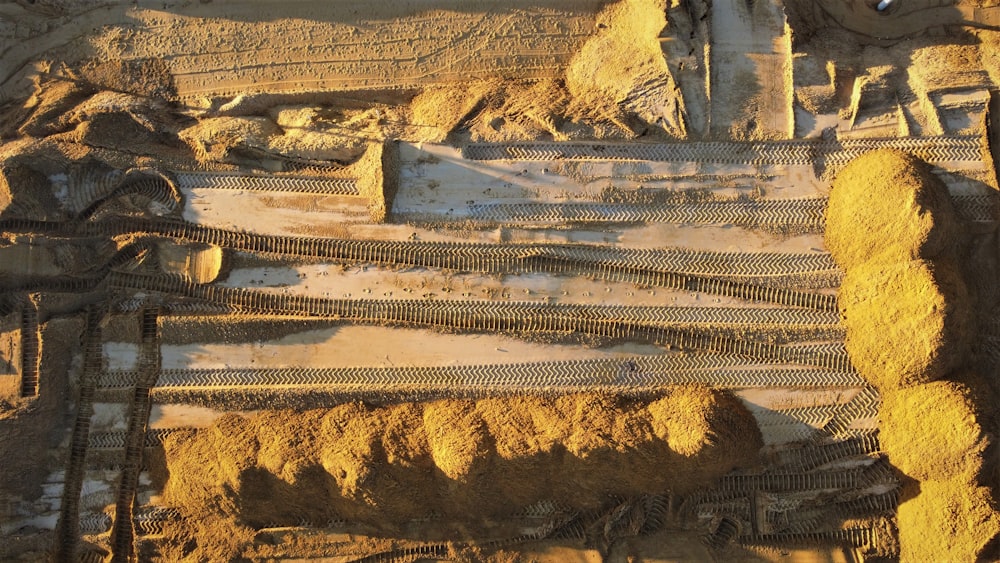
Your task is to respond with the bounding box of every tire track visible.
[174,172,360,195]
[55,307,105,562]
[461,135,983,166]
[18,298,40,397]
[109,308,160,563]
[108,271,852,371]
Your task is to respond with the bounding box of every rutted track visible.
[108,271,853,371]
[461,135,984,166]
[464,194,995,226]
[174,172,360,195]
[96,361,863,392]
[109,308,161,563]
[18,299,40,397]
[56,308,105,562]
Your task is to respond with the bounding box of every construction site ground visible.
[4,0,1000,561]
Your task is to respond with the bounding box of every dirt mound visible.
[179,116,282,164]
[161,389,761,558]
[838,259,971,389]
[74,58,175,100]
[156,243,226,284]
[12,79,94,138]
[897,475,1000,562]
[879,379,988,481]
[465,79,573,143]
[648,385,761,460]
[352,141,399,223]
[410,81,499,142]
[825,149,958,269]
[0,160,60,221]
[565,0,686,138]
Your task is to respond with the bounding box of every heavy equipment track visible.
[109,308,160,563]
[819,386,880,440]
[88,429,180,450]
[465,194,994,226]
[99,362,861,392]
[173,172,360,195]
[79,174,181,221]
[2,216,841,279]
[347,517,566,563]
[108,271,852,371]
[55,308,105,562]
[786,434,883,472]
[740,527,876,550]
[1,218,841,308]
[719,468,871,493]
[18,299,40,397]
[461,135,983,166]
[771,491,897,535]
[466,199,827,230]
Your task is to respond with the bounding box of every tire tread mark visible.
[108,271,854,371]
[18,299,40,397]
[174,172,359,195]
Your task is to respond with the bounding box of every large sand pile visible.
[161,388,761,560]
[879,380,988,481]
[825,150,959,268]
[897,476,1000,562]
[827,150,999,560]
[156,243,226,284]
[829,150,971,391]
[408,0,687,142]
[838,259,971,388]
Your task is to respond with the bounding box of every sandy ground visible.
[3,0,1000,560]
